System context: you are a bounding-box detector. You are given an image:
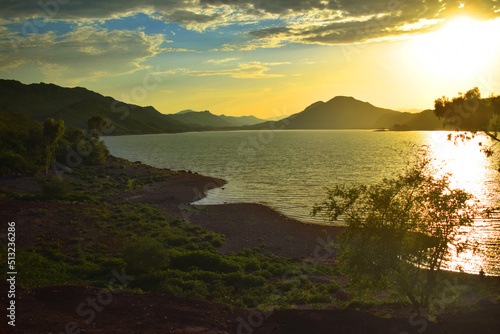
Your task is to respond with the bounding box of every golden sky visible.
[1,0,500,118]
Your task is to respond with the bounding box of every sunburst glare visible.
[413,16,500,79]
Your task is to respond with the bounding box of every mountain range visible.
[166,110,265,128]
[0,79,192,135]
[247,96,443,131]
[0,79,445,134]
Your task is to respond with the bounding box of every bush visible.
[123,237,170,274]
[312,149,479,312]
[318,281,340,294]
[0,111,44,174]
[40,176,74,200]
[285,289,309,305]
[15,250,71,288]
[56,128,109,166]
[170,251,241,273]
[222,272,266,289]
[275,280,299,292]
[0,152,36,174]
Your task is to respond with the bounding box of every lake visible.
[104,130,500,275]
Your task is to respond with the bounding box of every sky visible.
[1,0,500,118]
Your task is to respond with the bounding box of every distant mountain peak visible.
[331,95,356,100]
[327,95,372,106]
[168,109,265,128]
[249,93,442,130]
[176,109,211,115]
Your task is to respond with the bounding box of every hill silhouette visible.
[166,110,233,128]
[248,96,443,130]
[0,80,444,133]
[287,96,403,129]
[167,110,265,127]
[0,80,192,135]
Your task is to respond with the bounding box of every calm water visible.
[104,130,500,275]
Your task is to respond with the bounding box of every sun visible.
[412,15,500,79]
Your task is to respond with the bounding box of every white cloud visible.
[203,57,239,64]
[164,47,198,52]
[185,61,290,78]
[0,25,169,84]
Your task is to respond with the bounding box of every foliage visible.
[55,127,110,166]
[88,115,108,138]
[0,111,110,174]
[43,118,65,174]
[434,87,500,142]
[169,250,241,273]
[2,148,343,310]
[122,237,171,274]
[4,190,340,308]
[0,111,44,174]
[312,151,478,311]
[40,176,74,200]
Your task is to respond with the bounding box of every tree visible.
[312,151,478,313]
[434,87,500,142]
[86,116,110,164]
[43,118,65,174]
[88,115,107,140]
[0,111,44,174]
[55,126,110,166]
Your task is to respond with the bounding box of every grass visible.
[0,160,346,309]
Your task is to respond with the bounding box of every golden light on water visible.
[427,132,500,275]
[429,133,493,201]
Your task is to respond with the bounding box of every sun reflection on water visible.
[427,132,500,275]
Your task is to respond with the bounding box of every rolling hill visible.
[0,80,193,135]
[165,110,233,128]
[248,96,443,131]
[166,110,265,127]
[0,79,444,134]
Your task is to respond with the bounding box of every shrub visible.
[285,289,309,305]
[170,251,241,273]
[222,272,266,289]
[40,176,74,200]
[0,152,36,174]
[123,237,170,274]
[312,149,479,312]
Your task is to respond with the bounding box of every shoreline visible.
[102,128,454,137]
[2,155,500,334]
[107,157,345,258]
[102,156,499,273]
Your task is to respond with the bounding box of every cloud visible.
[1,0,499,53]
[0,1,183,21]
[203,57,239,64]
[211,36,288,51]
[248,0,500,45]
[0,25,168,83]
[199,0,328,15]
[185,61,289,78]
[162,9,222,32]
[164,47,198,52]
[250,26,291,39]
